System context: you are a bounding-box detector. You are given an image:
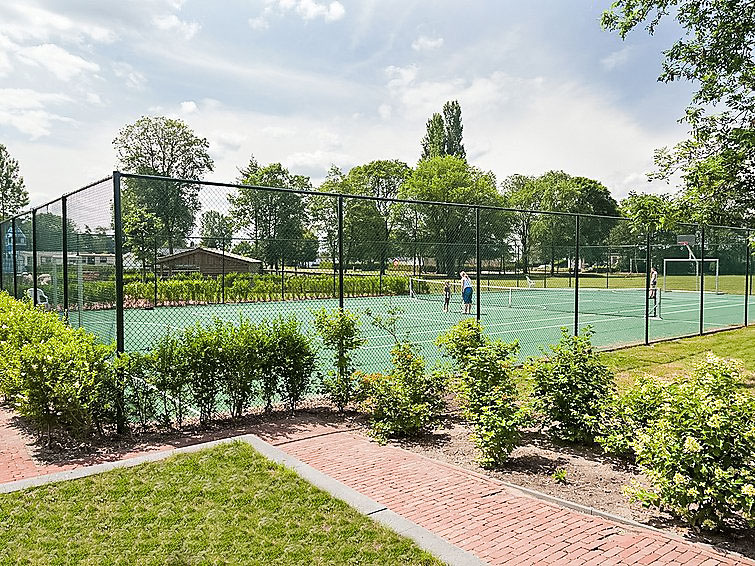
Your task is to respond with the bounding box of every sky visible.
[0,0,694,208]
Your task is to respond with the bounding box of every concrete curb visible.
[1,434,485,566]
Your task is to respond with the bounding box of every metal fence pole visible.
[113,172,125,354]
[62,196,68,317]
[11,216,18,299]
[338,195,344,310]
[475,206,481,322]
[153,237,158,307]
[745,228,750,327]
[0,220,3,292]
[645,229,651,345]
[574,214,580,336]
[699,224,705,336]
[31,208,37,306]
[221,238,226,304]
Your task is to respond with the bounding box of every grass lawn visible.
[602,324,755,391]
[0,443,441,566]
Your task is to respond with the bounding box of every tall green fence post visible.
[644,229,651,345]
[11,216,18,299]
[573,215,580,335]
[475,206,481,322]
[699,225,705,335]
[31,208,37,305]
[745,228,750,327]
[338,195,344,310]
[62,196,68,317]
[113,172,125,354]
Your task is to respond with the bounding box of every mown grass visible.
[602,324,755,391]
[0,442,441,566]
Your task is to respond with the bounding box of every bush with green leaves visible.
[224,319,269,418]
[627,355,755,530]
[530,327,614,443]
[357,343,446,440]
[149,333,192,427]
[459,340,524,467]
[111,352,159,429]
[435,318,487,369]
[271,316,317,413]
[596,374,672,458]
[313,308,366,411]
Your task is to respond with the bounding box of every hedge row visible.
[0,292,318,438]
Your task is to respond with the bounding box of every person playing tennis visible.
[460,271,473,315]
[443,280,451,312]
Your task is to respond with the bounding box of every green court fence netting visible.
[1,172,753,374]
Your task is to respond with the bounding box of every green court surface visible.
[73,286,755,374]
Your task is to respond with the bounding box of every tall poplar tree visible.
[419,100,466,161]
[0,144,29,219]
[420,113,445,160]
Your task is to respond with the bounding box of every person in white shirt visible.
[460,271,473,315]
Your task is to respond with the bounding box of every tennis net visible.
[408,277,661,319]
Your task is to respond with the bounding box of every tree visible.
[199,211,233,250]
[443,100,466,160]
[400,156,502,276]
[0,144,29,219]
[229,157,311,269]
[501,174,542,273]
[113,116,213,253]
[420,100,467,161]
[620,192,681,235]
[602,1,755,225]
[420,113,445,160]
[310,167,345,274]
[342,160,411,273]
[124,210,163,281]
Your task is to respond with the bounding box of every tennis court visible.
[74,278,753,374]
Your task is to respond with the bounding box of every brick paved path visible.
[257,421,755,566]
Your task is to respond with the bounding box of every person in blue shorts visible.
[460,271,473,314]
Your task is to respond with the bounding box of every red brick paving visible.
[2,408,753,565]
[256,421,755,566]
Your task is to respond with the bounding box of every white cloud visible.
[180,100,198,113]
[265,0,345,22]
[601,47,632,71]
[0,88,73,138]
[385,64,418,89]
[378,103,392,120]
[209,130,247,154]
[153,14,201,39]
[248,16,269,30]
[411,35,443,51]
[86,92,103,105]
[17,43,100,81]
[261,125,295,138]
[0,4,117,44]
[112,62,147,90]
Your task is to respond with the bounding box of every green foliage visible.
[435,318,487,368]
[530,327,614,443]
[627,355,755,530]
[358,344,446,440]
[0,292,114,438]
[0,143,29,219]
[111,352,158,429]
[225,319,269,418]
[552,468,568,484]
[313,308,367,411]
[115,116,213,253]
[271,316,317,413]
[596,374,671,458]
[179,321,228,424]
[150,333,191,427]
[199,210,234,249]
[458,341,523,467]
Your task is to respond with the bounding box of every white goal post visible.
[662,258,719,293]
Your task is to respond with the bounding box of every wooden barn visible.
[156,247,262,276]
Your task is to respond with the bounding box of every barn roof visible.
[155,247,262,265]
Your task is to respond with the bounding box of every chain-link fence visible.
[1,172,753,376]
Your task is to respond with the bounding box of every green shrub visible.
[596,374,672,458]
[627,355,755,530]
[530,327,614,443]
[313,308,366,411]
[224,319,268,418]
[271,316,317,413]
[435,318,487,369]
[112,352,159,429]
[358,343,446,440]
[150,334,191,427]
[179,321,229,424]
[458,341,523,467]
